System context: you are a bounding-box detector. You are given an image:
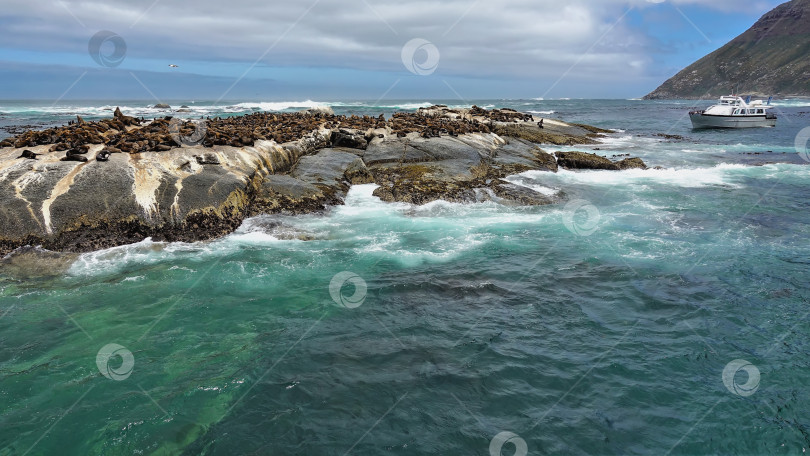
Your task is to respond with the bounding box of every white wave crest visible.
[230,100,328,111]
[518,164,757,188]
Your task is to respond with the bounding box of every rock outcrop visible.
[251,148,373,215]
[367,134,562,205]
[555,151,647,171]
[0,106,647,255]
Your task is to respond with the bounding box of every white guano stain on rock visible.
[132,166,163,218]
[41,161,88,234]
[12,167,46,231]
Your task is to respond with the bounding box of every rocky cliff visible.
[0,106,644,255]
[645,0,810,99]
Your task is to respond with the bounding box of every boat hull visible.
[690,113,776,129]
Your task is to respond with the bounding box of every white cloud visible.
[0,0,780,83]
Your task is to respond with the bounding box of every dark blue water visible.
[1,99,809,455]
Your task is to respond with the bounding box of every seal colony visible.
[0,105,590,155]
[0,105,646,255]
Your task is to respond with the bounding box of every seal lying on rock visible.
[61,152,88,162]
[96,150,111,162]
[17,149,38,160]
[113,107,140,126]
[49,143,70,152]
[66,145,89,155]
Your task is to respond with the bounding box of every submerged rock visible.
[486,182,557,206]
[0,246,78,279]
[239,217,318,241]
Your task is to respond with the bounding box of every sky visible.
[0,0,786,101]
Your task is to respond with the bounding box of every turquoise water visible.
[1,99,809,455]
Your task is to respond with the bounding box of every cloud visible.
[0,0,782,97]
[666,0,776,14]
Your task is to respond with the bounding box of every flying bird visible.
[168,64,178,68]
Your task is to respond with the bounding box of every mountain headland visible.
[645,0,810,99]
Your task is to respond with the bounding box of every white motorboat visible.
[689,96,777,129]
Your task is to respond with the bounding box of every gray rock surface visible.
[251,148,374,215]
[555,151,648,171]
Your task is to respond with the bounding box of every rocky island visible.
[0,106,646,255]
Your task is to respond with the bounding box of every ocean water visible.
[1,99,809,455]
